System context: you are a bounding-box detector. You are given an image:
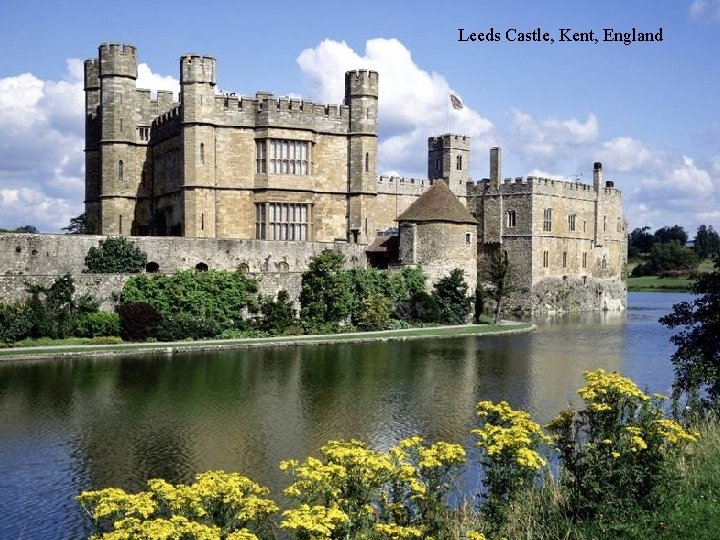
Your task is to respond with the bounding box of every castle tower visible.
[344,70,378,243]
[427,134,470,199]
[180,54,217,237]
[97,43,139,235]
[83,57,101,232]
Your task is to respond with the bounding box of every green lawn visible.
[626,275,695,292]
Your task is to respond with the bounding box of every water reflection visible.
[0,292,685,538]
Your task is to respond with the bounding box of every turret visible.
[345,70,379,243]
[99,43,138,79]
[180,54,217,123]
[427,134,470,197]
[180,54,217,86]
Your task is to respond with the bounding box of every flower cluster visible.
[77,471,277,539]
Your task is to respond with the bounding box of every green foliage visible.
[299,250,353,329]
[354,293,392,331]
[631,240,699,276]
[77,471,278,539]
[628,226,654,255]
[121,269,258,332]
[0,302,32,343]
[64,213,98,235]
[653,225,688,246]
[485,252,511,324]
[25,274,78,339]
[660,256,720,411]
[431,269,472,325]
[694,224,720,259]
[0,225,39,233]
[73,311,121,338]
[546,370,696,519]
[255,290,297,335]
[84,236,147,273]
[155,313,223,341]
[116,302,163,341]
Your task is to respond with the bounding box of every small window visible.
[119,214,123,235]
[616,217,622,233]
[195,262,209,272]
[365,152,369,172]
[506,210,516,228]
[200,143,205,165]
[568,214,576,231]
[456,155,462,170]
[118,160,124,183]
[602,256,608,270]
[465,232,472,244]
[146,262,160,273]
[543,250,549,268]
[201,213,204,231]
[563,251,567,268]
[435,158,440,172]
[543,208,552,232]
[582,252,587,269]
[603,215,607,232]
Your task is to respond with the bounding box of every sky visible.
[0,0,718,235]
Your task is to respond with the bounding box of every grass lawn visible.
[626,275,694,292]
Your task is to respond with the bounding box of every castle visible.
[73,43,627,314]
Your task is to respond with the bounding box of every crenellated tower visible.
[345,69,378,243]
[180,54,217,237]
[97,43,139,234]
[427,134,470,199]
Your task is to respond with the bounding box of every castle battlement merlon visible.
[98,43,137,79]
[180,54,217,85]
[376,176,431,195]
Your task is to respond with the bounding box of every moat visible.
[0,292,684,538]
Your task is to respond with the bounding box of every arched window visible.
[118,160,124,183]
[543,208,552,232]
[200,143,205,165]
[456,155,462,170]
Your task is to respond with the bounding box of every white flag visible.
[449,93,463,110]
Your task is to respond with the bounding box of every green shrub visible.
[354,293,391,331]
[73,311,121,337]
[155,313,222,341]
[300,250,353,328]
[87,336,124,345]
[255,290,296,335]
[0,302,32,343]
[84,236,147,273]
[431,268,472,324]
[116,302,163,341]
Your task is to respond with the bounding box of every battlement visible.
[98,43,137,79]
[84,59,100,90]
[181,54,217,85]
[152,106,182,140]
[428,133,471,150]
[473,175,622,199]
[344,70,379,100]
[377,175,432,195]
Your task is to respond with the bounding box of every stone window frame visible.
[465,232,472,244]
[255,139,309,176]
[543,208,552,232]
[542,250,549,268]
[568,213,576,232]
[255,202,310,241]
[138,126,150,142]
[506,210,517,228]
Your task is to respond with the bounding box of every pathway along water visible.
[0,292,685,538]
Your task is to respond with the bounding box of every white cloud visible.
[297,38,495,178]
[507,108,598,170]
[690,0,720,20]
[0,60,179,232]
[596,137,657,172]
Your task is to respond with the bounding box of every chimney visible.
[490,147,502,189]
[593,162,603,192]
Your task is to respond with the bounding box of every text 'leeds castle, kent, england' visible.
[2,42,628,316]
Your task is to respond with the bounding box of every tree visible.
[653,225,688,246]
[694,224,720,259]
[628,226,654,256]
[64,213,99,235]
[486,251,512,324]
[631,240,698,277]
[256,290,297,335]
[659,256,720,411]
[84,236,147,273]
[299,250,353,329]
[431,268,472,325]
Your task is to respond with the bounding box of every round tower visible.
[345,70,379,243]
[180,54,216,123]
[98,43,139,235]
[84,57,101,232]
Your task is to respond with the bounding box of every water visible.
[0,292,687,539]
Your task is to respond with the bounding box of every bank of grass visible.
[626,275,695,292]
[493,418,720,540]
[0,322,532,360]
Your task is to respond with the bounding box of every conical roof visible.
[397,180,477,224]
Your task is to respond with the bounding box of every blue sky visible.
[1,0,719,235]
